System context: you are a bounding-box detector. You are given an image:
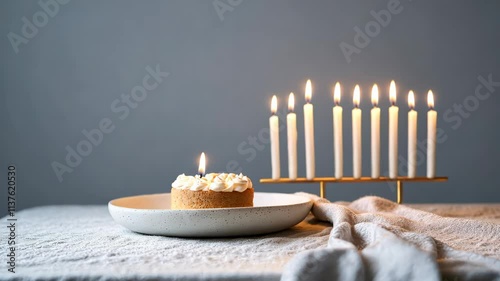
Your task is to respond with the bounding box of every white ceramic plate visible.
[108,192,312,237]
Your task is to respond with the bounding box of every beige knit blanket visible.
[283,194,500,281]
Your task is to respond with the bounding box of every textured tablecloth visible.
[1,197,499,281]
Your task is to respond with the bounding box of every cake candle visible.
[408,91,417,178]
[427,90,437,178]
[287,93,298,180]
[333,82,343,179]
[198,152,206,177]
[352,85,362,179]
[388,80,399,179]
[304,80,315,180]
[270,95,280,179]
[371,84,380,178]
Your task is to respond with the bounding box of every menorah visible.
[259,176,448,204]
[264,80,448,203]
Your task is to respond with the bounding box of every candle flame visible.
[334,82,341,105]
[198,152,206,176]
[305,79,312,103]
[371,84,379,107]
[427,90,434,109]
[390,80,397,105]
[288,92,294,112]
[271,95,277,115]
[353,85,360,108]
[408,90,415,109]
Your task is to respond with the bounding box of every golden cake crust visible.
[171,188,254,209]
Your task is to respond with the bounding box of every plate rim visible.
[108,192,312,212]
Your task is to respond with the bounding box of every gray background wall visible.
[1,0,499,212]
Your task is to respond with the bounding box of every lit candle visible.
[352,85,362,179]
[287,93,297,180]
[408,91,417,178]
[371,84,380,178]
[333,82,343,179]
[427,90,437,178]
[304,80,315,180]
[270,95,280,179]
[198,152,206,177]
[388,80,399,179]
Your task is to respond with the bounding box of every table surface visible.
[1,203,499,281]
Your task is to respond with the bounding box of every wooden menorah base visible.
[259,176,448,204]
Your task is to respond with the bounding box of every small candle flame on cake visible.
[198,152,206,177]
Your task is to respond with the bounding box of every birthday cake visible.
[170,173,254,209]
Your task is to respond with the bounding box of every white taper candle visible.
[352,85,362,179]
[304,80,315,179]
[371,84,380,178]
[333,82,343,179]
[270,95,280,179]
[287,93,297,179]
[388,80,399,179]
[427,90,437,178]
[408,91,417,178]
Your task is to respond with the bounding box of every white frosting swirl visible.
[190,176,209,191]
[171,173,253,192]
